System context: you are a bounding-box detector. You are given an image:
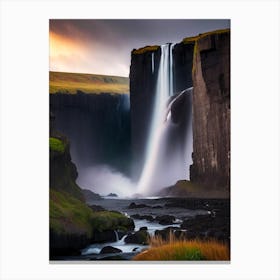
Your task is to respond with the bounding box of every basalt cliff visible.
[129,29,230,196]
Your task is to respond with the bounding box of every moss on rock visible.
[50,137,65,153]
[132,45,160,55]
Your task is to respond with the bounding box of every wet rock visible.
[91,230,117,243]
[139,226,148,231]
[124,230,150,245]
[106,193,118,197]
[128,202,149,209]
[152,205,163,209]
[100,246,122,254]
[89,204,106,212]
[154,227,178,240]
[131,214,154,221]
[155,215,176,225]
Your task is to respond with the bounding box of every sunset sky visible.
[50,19,230,77]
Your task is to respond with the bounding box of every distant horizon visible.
[49,69,130,78]
[50,19,230,77]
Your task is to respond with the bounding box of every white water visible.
[81,219,180,256]
[151,52,154,73]
[137,44,175,194]
[137,44,192,195]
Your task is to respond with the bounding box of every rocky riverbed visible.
[52,197,230,261]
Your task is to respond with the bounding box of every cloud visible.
[49,19,230,76]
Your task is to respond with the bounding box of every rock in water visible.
[100,246,122,254]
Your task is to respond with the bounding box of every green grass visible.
[49,137,65,153]
[50,189,93,236]
[50,190,134,236]
[182,28,230,45]
[132,45,160,54]
[91,211,134,232]
[49,71,129,94]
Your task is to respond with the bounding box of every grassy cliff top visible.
[182,28,230,44]
[132,45,160,55]
[49,71,129,94]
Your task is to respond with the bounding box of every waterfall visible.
[137,44,176,194]
[114,230,119,242]
[137,43,193,195]
[151,52,154,74]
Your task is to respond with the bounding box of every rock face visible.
[49,136,84,201]
[190,30,230,194]
[172,42,194,94]
[50,92,131,175]
[129,43,194,182]
[129,47,161,180]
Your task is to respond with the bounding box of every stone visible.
[155,215,176,225]
[190,30,230,195]
[124,230,150,245]
[100,246,122,254]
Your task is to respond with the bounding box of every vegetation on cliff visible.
[49,133,134,256]
[182,28,230,75]
[49,71,129,94]
[50,189,134,237]
[49,137,65,153]
[132,45,160,55]
[49,136,83,201]
[50,189,93,236]
[182,28,230,45]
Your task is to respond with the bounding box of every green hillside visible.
[49,71,129,94]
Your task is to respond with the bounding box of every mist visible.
[76,165,136,198]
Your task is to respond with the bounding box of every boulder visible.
[100,246,122,254]
[91,230,117,243]
[128,202,149,209]
[124,230,150,245]
[139,226,148,231]
[155,215,176,225]
[131,214,154,221]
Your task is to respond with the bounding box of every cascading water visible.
[137,43,193,195]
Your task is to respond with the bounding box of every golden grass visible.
[133,233,229,261]
[49,71,129,94]
[183,28,230,45]
[132,45,160,55]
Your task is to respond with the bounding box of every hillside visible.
[49,71,129,94]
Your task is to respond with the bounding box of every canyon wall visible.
[130,29,230,195]
[190,30,230,194]
[50,92,131,176]
[129,47,161,180]
[129,44,194,181]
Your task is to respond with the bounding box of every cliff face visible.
[129,47,161,180]
[173,42,194,94]
[50,92,131,175]
[190,30,230,194]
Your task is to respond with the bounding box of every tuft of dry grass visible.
[133,232,229,261]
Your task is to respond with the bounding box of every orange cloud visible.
[49,30,129,76]
[50,31,82,58]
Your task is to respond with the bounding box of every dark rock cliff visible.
[129,47,161,180]
[50,92,131,175]
[129,44,194,181]
[173,42,194,94]
[190,30,230,195]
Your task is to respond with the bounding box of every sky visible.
[50,19,230,77]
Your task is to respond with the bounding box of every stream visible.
[78,197,209,260]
